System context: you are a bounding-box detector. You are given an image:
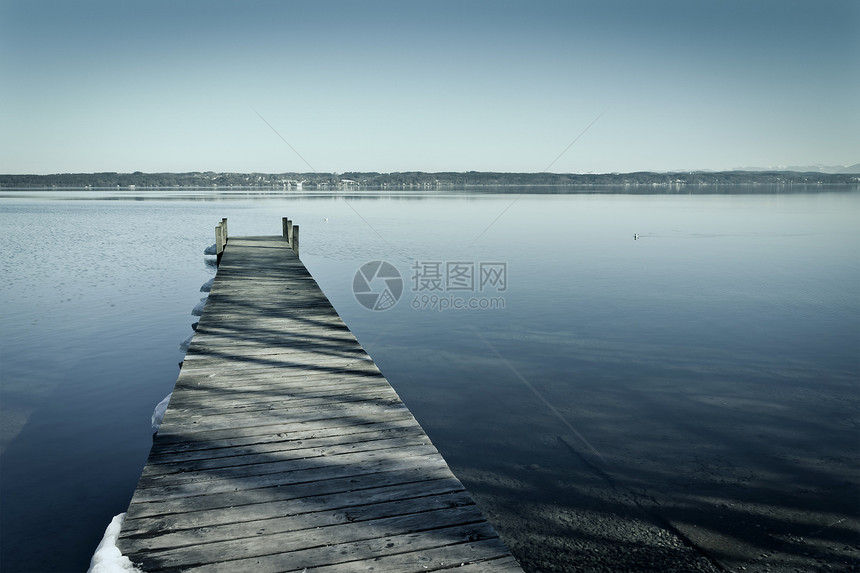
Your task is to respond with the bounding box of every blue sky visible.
[1,0,857,174]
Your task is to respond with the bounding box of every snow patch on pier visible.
[151,392,172,432]
[87,513,143,573]
[192,297,207,316]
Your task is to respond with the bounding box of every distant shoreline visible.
[1,170,858,190]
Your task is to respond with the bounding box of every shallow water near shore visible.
[1,187,858,572]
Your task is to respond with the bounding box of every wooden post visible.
[215,223,225,263]
[286,220,294,247]
[292,225,299,257]
[221,218,228,243]
[282,217,289,240]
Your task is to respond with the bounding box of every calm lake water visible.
[0,187,858,572]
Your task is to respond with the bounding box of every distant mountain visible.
[785,164,860,174]
[735,163,860,174]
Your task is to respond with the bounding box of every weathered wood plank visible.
[121,478,468,540]
[145,425,426,468]
[152,411,417,447]
[160,396,408,425]
[295,548,523,573]
[125,465,460,521]
[139,434,434,482]
[163,391,406,422]
[116,235,522,572]
[171,375,390,396]
[156,401,412,436]
[177,361,383,379]
[166,382,395,404]
[166,526,508,573]
[130,448,447,502]
[148,414,417,456]
[123,500,489,566]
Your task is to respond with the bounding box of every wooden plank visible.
[161,394,408,422]
[121,478,469,541]
[152,411,417,447]
[167,380,394,400]
[145,425,426,468]
[157,527,508,573]
[125,465,460,520]
[177,368,380,384]
[132,446,446,499]
[163,389,406,419]
[126,508,496,571]
[116,235,522,572]
[139,435,435,483]
[155,401,413,436]
[122,497,486,560]
[148,414,418,457]
[178,360,383,377]
[291,547,523,573]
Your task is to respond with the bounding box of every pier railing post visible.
[292,225,299,257]
[215,222,225,264]
[221,218,228,243]
[286,220,294,247]
[282,217,289,240]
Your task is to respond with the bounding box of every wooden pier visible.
[116,220,522,572]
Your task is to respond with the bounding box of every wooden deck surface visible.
[117,236,522,572]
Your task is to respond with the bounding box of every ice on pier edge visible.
[200,277,214,292]
[151,393,172,432]
[203,243,216,256]
[87,513,142,573]
[192,296,206,316]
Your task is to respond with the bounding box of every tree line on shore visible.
[1,170,858,189]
